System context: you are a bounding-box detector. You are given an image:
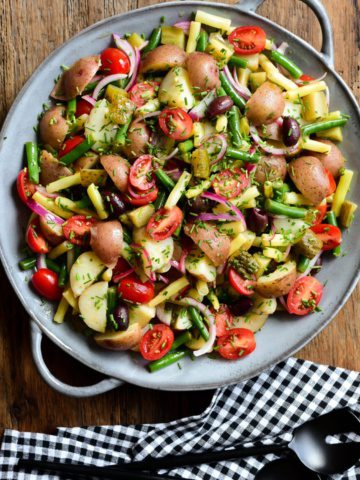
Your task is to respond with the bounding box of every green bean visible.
[115,117,132,146]
[228,55,248,69]
[178,139,194,154]
[107,286,118,315]
[188,306,209,341]
[45,258,61,274]
[148,350,189,373]
[228,106,242,148]
[73,246,82,262]
[171,331,192,351]
[297,255,310,273]
[217,87,227,96]
[219,71,246,110]
[66,98,77,121]
[196,30,208,52]
[59,137,94,166]
[302,118,348,137]
[75,196,92,209]
[273,182,290,202]
[83,81,99,93]
[19,256,36,271]
[122,227,132,245]
[153,190,167,210]
[270,51,303,79]
[155,169,175,191]
[58,263,68,287]
[25,142,39,184]
[326,211,341,256]
[142,27,162,54]
[264,199,307,219]
[225,147,260,163]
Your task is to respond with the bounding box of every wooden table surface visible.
[0,0,359,435]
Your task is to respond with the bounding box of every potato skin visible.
[288,156,330,205]
[39,106,68,149]
[73,153,99,171]
[184,222,230,267]
[140,44,186,73]
[39,150,72,186]
[255,261,297,298]
[246,81,285,126]
[311,140,345,178]
[90,220,123,268]
[39,215,64,245]
[121,121,150,159]
[95,323,142,350]
[254,155,287,184]
[186,52,220,91]
[100,154,129,192]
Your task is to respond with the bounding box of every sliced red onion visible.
[113,34,136,78]
[188,89,216,120]
[139,40,149,51]
[173,21,191,34]
[207,134,227,166]
[176,297,216,357]
[158,274,169,284]
[35,185,58,199]
[26,199,64,224]
[201,192,247,229]
[324,86,330,106]
[131,243,156,281]
[179,250,187,274]
[127,183,156,199]
[284,245,291,258]
[125,47,141,92]
[81,94,97,106]
[165,169,183,182]
[112,268,134,283]
[160,148,179,162]
[245,162,257,174]
[295,72,327,85]
[156,303,172,326]
[297,252,322,279]
[217,262,227,276]
[269,222,277,241]
[36,254,47,270]
[197,213,238,222]
[170,259,181,272]
[275,117,284,127]
[92,73,127,100]
[278,295,290,313]
[249,125,300,156]
[223,65,251,100]
[132,110,161,124]
[277,41,289,55]
[232,66,251,100]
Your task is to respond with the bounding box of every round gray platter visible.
[0,0,359,396]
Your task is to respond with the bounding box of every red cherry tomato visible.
[140,324,174,361]
[32,268,63,301]
[229,26,266,55]
[58,136,84,158]
[146,206,183,241]
[17,168,37,204]
[159,108,193,141]
[213,304,234,337]
[212,168,249,199]
[129,82,159,107]
[326,169,337,195]
[300,74,315,83]
[100,47,130,75]
[217,328,256,360]
[129,155,154,191]
[117,274,155,304]
[229,268,256,296]
[312,201,327,225]
[75,99,93,117]
[287,276,323,316]
[310,224,342,251]
[26,216,50,254]
[63,215,97,246]
[124,186,158,206]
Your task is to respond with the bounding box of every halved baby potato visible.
[94,322,142,350]
[255,260,297,298]
[70,251,105,297]
[78,281,108,333]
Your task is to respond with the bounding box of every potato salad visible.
[17,10,356,371]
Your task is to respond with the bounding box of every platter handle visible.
[30,321,123,397]
[237,0,334,67]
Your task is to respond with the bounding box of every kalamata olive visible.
[207,96,234,118]
[101,190,126,217]
[247,208,269,234]
[113,303,129,331]
[185,196,213,214]
[229,297,253,316]
[282,116,301,147]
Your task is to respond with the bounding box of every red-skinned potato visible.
[39,106,69,149]
[311,140,345,178]
[255,261,297,298]
[94,323,142,350]
[90,220,123,268]
[39,216,64,245]
[186,52,220,91]
[246,81,285,126]
[121,121,150,159]
[254,155,287,184]
[100,155,129,192]
[288,156,330,205]
[51,55,101,101]
[184,222,230,267]
[73,153,99,171]
[140,45,186,73]
[39,150,72,186]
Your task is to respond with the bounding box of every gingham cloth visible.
[1,357,359,479]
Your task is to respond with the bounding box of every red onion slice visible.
[206,134,227,166]
[278,295,290,313]
[173,21,191,34]
[223,65,251,100]
[249,125,300,156]
[170,259,181,272]
[112,268,134,283]
[232,66,251,100]
[113,34,136,78]
[179,250,187,274]
[92,73,127,100]
[36,253,47,270]
[131,243,156,281]
[125,48,141,92]
[35,185,58,199]
[295,72,327,85]
[127,183,157,199]
[81,94,97,106]
[196,213,238,222]
[132,110,161,124]
[159,148,179,162]
[139,40,149,51]
[158,274,169,284]
[201,192,247,229]
[297,251,322,279]
[26,199,64,224]
[189,89,216,120]
[277,41,289,55]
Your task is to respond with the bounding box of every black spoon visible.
[255,457,322,480]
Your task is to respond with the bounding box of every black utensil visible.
[255,457,322,480]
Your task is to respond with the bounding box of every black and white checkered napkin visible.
[1,357,360,479]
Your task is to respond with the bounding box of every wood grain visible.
[0,0,359,435]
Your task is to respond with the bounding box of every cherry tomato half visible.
[310,224,342,251]
[140,324,174,361]
[312,201,327,225]
[100,47,130,75]
[299,74,315,83]
[32,268,63,301]
[326,169,337,195]
[212,168,249,199]
[17,168,36,204]
[287,276,323,316]
[129,155,154,191]
[63,215,97,246]
[129,82,159,107]
[117,274,155,304]
[26,216,50,254]
[228,268,256,296]
[159,108,193,141]
[146,206,183,241]
[124,186,158,207]
[217,328,256,360]
[58,136,84,158]
[75,99,93,117]
[229,26,266,55]
[213,304,234,337]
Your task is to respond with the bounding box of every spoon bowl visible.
[255,457,321,480]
